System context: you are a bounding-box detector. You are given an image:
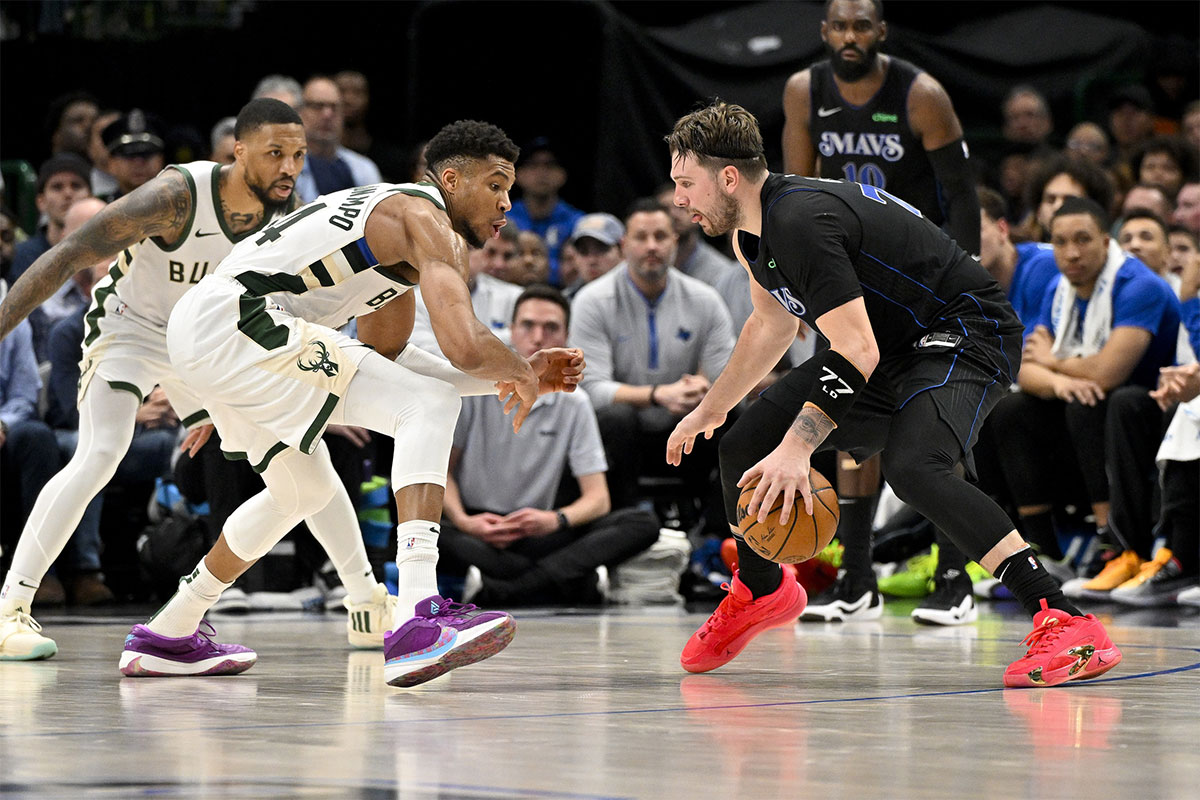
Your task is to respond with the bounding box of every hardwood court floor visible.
[2,600,1198,799]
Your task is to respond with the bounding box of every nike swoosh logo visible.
[817,106,842,118]
[194,230,221,238]
[18,580,37,589]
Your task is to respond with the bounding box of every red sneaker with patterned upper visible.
[1003,600,1122,688]
[681,570,807,674]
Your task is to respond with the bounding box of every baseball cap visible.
[102,109,166,157]
[37,152,91,193]
[567,213,624,247]
[1107,85,1154,113]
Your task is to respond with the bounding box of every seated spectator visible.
[0,204,26,284]
[990,197,1180,598]
[8,154,92,285]
[0,315,104,607]
[1113,253,1200,606]
[1107,85,1158,174]
[438,285,660,605]
[1130,136,1196,200]
[1064,122,1111,168]
[1118,208,1172,278]
[86,108,121,199]
[569,199,735,530]
[1015,154,1114,243]
[334,69,408,183]
[251,74,303,108]
[978,186,1062,328]
[209,116,237,164]
[1120,182,1175,226]
[294,75,381,202]
[507,138,584,286]
[655,181,735,288]
[1001,85,1057,156]
[99,109,167,203]
[25,197,104,363]
[408,230,522,358]
[45,91,99,161]
[1183,100,1200,152]
[561,212,623,299]
[512,230,551,287]
[1174,181,1200,235]
[476,224,520,285]
[1168,225,1199,284]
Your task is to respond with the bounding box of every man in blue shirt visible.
[507,138,584,287]
[990,197,1180,601]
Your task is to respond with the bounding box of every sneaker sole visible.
[0,640,58,661]
[385,616,516,688]
[799,598,883,623]
[1004,645,1122,688]
[680,586,808,674]
[912,606,979,626]
[118,650,257,677]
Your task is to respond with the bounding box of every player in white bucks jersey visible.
[119,120,584,687]
[0,100,394,662]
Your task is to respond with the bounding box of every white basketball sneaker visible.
[344,583,397,649]
[1,610,59,661]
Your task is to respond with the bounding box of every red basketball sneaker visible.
[1003,600,1122,688]
[681,570,807,674]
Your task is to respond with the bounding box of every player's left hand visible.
[666,405,726,466]
[527,347,586,395]
[180,423,214,457]
[737,439,814,525]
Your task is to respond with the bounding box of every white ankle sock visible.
[146,560,233,638]
[0,571,39,615]
[393,520,440,625]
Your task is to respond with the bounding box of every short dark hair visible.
[824,0,883,21]
[44,90,99,139]
[1167,223,1199,249]
[425,120,519,175]
[624,197,672,225]
[513,283,571,328]
[234,98,302,140]
[1027,154,1115,217]
[666,100,768,181]
[1051,196,1109,233]
[977,186,1008,223]
[1120,207,1168,240]
[1131,135,1199,185]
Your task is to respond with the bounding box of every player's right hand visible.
[666,405,726,466]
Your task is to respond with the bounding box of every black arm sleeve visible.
[927,138,980,257]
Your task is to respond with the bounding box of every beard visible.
[702,191,742,237]
[248,180,292,215]
[827,41,880,81]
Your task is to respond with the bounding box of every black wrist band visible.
[649,385,660,406]
[555,510,570,530]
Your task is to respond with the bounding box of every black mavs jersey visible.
[738,174,1020,363]
[809,58,945,227]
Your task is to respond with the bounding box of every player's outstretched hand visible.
[180,423,214,458]
[528,347,585,395]
[666,405,726,466]
[496,363,540,432]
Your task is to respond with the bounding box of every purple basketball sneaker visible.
[118,620,257,677]
[384,595,516,687]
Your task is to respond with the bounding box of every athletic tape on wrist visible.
[803,349,866,427]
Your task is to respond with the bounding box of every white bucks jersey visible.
[85,161,282,345]
[213,182,435,329]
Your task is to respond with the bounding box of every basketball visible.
[736,470,840,564]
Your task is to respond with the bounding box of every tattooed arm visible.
[0,169,192,341]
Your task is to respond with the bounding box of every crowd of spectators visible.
[1,60,1197,615]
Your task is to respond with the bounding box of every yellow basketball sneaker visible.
[1064,550,1143,601]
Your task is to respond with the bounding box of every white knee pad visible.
[222,442,339,562]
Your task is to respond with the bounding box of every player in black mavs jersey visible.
[783,0,981,625]
[664,102,1122,688]
[782,0,978,255]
